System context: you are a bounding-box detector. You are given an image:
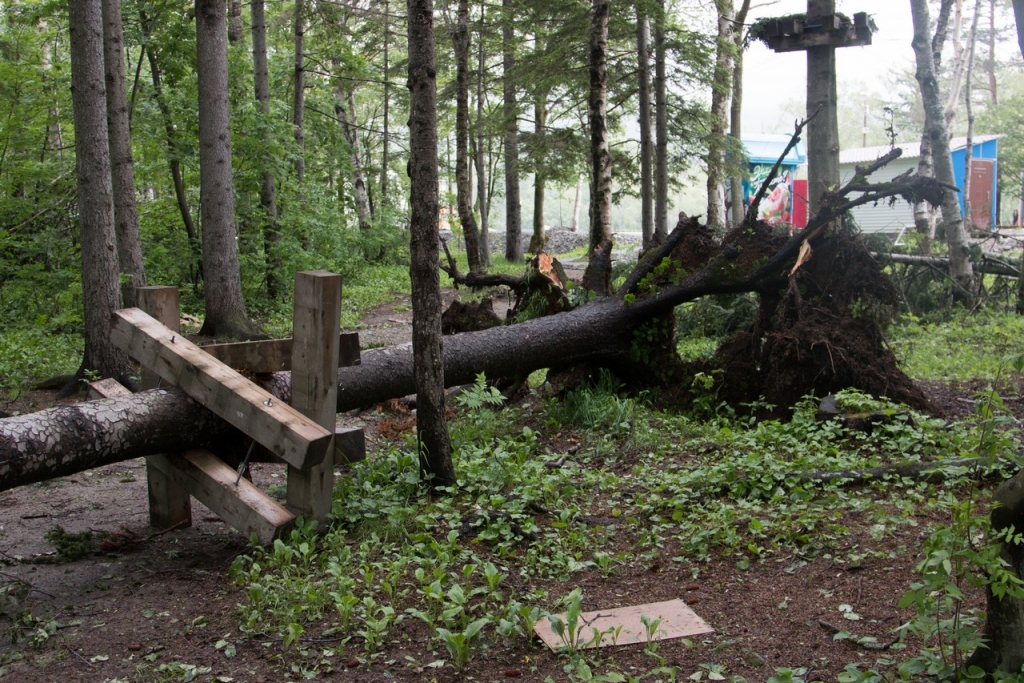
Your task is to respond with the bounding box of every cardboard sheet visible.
[533,598,714,651]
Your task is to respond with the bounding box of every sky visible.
[741,1,918,138]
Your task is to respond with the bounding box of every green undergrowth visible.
[893,311,1024,383]
[0,329,81,396]
[229,374,1022,680]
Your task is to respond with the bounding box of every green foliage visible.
[0,330,80,394]
[674,294,758,340]
[43,525,97,561]
[222,356,1024,677]
[454,373,506,410]
[893,311,1024,382]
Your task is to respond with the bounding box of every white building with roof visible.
[837,135,1000,235]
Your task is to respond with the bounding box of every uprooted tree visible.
[1,144,945,491]
[8,143,1024,674]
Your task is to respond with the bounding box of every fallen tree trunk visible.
[0,152,952,492]
[873,251,1021,278]
[0,389,230,491]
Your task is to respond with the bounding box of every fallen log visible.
[0,155,952,492]
[873,251,1021,278]
[0,389,230,491]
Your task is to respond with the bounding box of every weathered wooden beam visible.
[287,271,342,523]
[87,378,133,400]
[201,332,361,373]
[764,27,870,52]
[335,427,366,464]
[138,286,193,531]
[148,450,295,544]
[109,308,332,470]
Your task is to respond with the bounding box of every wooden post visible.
[806,0,839,216]
[758,8,872,216]
[286,271,342,523]
[138,286,192,530]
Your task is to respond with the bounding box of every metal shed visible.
[838,135,1000,235]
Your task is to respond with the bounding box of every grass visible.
[892,311,1024,382]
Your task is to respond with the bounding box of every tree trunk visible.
[706,0,733,232]
[382,0,391,205]
[102,0,147,310]
[654,2,669,241]
[453,0,483,273]
[529,33,549,255]
[228,0,242,43]
[0,390,231,491]
[141,25,201,280]
[251,0,281,299]
[728,0,751,230]
[407,0,455,489]
[912,0,954,254]
[586,0,612,296]
[636,9,654,249]
[68,0,135,387]
[334,78,373,233]
[911,0,975,302]
[963,1,979,233]
[476,3,490,267]
[502,0,522,261]
[987,0,998,105]
[1014,0,1024,63]
[964,467,1024,674]
[293,0,306,181]
[196,0,255,338]
[572,173,583,233]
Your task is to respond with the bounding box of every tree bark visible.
[1014,0,1024,64]
[453,0,483,273]
[964,467,1024,674]
[0,389,230,492]
[68,0,135,390]
[334,79,373,233]
[530,89,548,253]
[502,0,522,261]
[987,0,998,105]
[102,0,147,310]
[587,0,612,290]
[654,1,669,241]
[728,0,751,230]
[140,17,201,280]
[475,3,491,267]
[636,9,654,249]
[912,0,954,254]
[963,1,980,233]
[251,0,281,299]
[228,0,243,43]
[293,0,306,181]
[196,0,255,338]
[408,0,455,488]
[706,0,733,232]
[382,0,392,205]
[910,0,975,302]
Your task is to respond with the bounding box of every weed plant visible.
[229,372,1019,678]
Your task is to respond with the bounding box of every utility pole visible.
[759,8,873,215]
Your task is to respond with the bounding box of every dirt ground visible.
[0,281,1003,683]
